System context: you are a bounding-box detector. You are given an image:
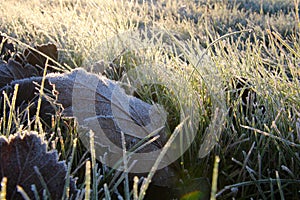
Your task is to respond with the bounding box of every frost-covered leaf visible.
[48,68,167,151]
[0,59,40,89]
[0,66,175,187]
[0,76,58,127]
[0,61,14,89]
[47,69,174,186]
[0,131,77,200]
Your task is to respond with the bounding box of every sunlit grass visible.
[0,0,299,199]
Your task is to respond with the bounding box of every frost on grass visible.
[0,131,77,200]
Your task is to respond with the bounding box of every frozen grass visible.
[0,0,300,199]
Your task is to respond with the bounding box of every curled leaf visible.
[47,69,168,151]
[47,69,175,186]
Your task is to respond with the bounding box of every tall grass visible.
[0,0,299,199]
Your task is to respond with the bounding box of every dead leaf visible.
[0,131,77,200]
[47,69,167,151]
[8,59,39,80]
[23,43,58,72]
[0,61,14,89]
[0,35,15,61]
[0,66,176,187]
[48,69,175,186]
[0,59,40,89]
[0,42,59,89]
[0,76,58,127]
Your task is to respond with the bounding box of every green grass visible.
[0,0,300,199]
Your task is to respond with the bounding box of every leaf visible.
[0,67,176,187]
[48,69,167,150]
[0,131,77,200]
[23,43,58,72]
[0,59,40,89]
[6,59,40,80]
[0,35,15,61]
[0,76,58,127]
[48,69,175,186]
[0,42,59,89]
[0,61,14,89]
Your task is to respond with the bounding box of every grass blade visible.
[85,160,91,200]
[0,177,7,200]
[138,118,188,200]
[210,156,220,200]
